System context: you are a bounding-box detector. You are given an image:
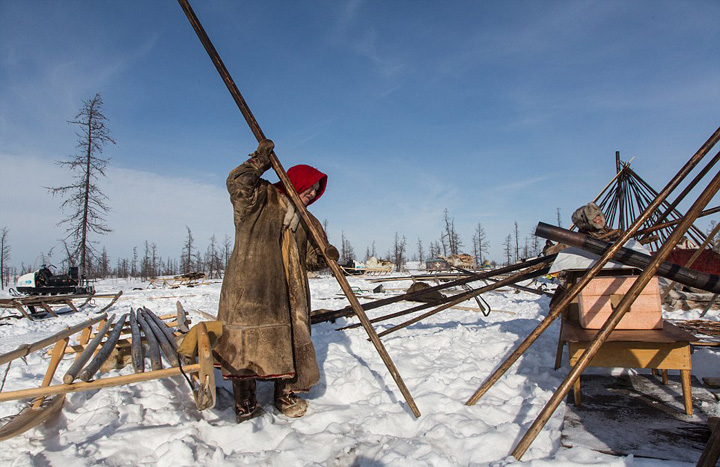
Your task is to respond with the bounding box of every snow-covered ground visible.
[0,271,717,466]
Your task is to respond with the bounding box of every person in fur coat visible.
[216,139,337,422]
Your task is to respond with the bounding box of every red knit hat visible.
[274,164,327,206]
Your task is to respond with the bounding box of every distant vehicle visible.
[14,256,94,296]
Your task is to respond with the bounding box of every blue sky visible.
[1,0,719,269]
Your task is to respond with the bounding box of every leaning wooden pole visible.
[466,126,720,407]
[376,263,550,339]
[660,220,720,301]
[339,263,550,333]
[644,150,720,233]
[312,255,554,324]
[535,222,720,293]
[177,0,420,417]
[512,165,720,460]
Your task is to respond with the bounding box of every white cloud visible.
[0,153,233,267]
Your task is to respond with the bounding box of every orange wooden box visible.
[577,276,663,330]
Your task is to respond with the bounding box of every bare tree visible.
[116,257,129,278]
[503,234,513,266]
[529,227,541,257]
[151,243,159,278]
[364,241,377,261]
[97,247,111,279]
[472,223,489,266]
[556,207,562,228]
[429,240,442,259]
[182,226,195,274]
[0,227,9,289]
[131,247,138,277]
[48,93,115,277]
[392,232,407,272]
[513,221,520,262]
[340,231,355,264]
[206,235,222,279]
[222,234,232,271]
[141,241,152,280]
[442,209,463,256]
[416,238,425,264]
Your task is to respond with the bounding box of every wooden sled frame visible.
[147,273,207,289]
[0,311,216,441]
[0,291,122,321]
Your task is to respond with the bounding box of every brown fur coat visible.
[215,157,327,392]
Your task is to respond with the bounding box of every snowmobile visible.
[14,263,94,296]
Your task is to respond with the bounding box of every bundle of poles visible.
[311,256,556,337]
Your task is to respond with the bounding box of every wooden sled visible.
[148,273,206,289]
[0,291,122,321]
[0,307,218,440]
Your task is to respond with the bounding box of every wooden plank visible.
[568,342,691,369]
[561,320,697,344]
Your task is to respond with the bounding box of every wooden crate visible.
[578,276,663,329]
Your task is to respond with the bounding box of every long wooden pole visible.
[512,165,720,459]
[140,309,180,368]
[643,150,720,233]
[636,205,720,236]
[338,262,551,332]
[0,364,201,402]
[137,310,162,371]
[535,222,720,293]
[466,126,720,407]
[376,264,550,338]
[312,255,554,324]
[177,0,419,417]
[660,220,720,301]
